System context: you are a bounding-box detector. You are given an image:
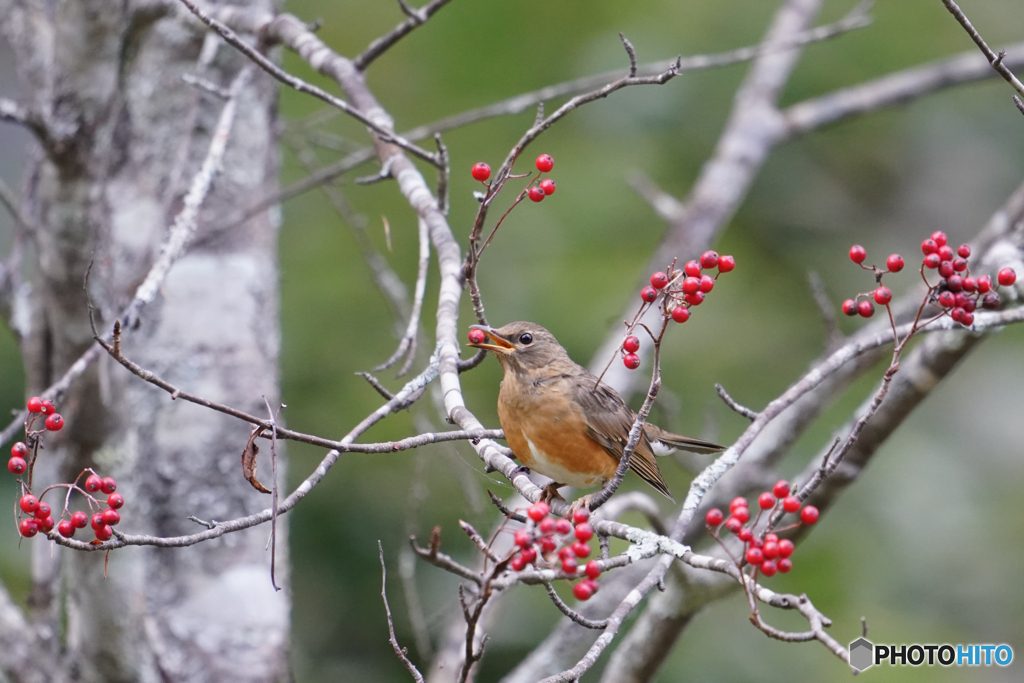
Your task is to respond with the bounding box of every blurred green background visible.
[2,0,1023,681]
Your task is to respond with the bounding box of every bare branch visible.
[715,383,759,421]
[354,0,455,71]
[941,0,1024,108]
[542,583,609,630]
[376,218,431,376]
[380,542,427,683]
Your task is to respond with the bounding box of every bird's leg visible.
[568,494,593,517]
[540,482,566,504]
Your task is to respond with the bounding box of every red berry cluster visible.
[470,154,558,203]
[621,252,735,370]
[704,480,818,577]
[843,232,1017,326]
[8,396,63,475]
[509,503,602,601]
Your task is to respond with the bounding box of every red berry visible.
[514,529,532,547]
[561,557,578,574]
[685,292,704,306]
[841,299,858,316]
[19,518,38,538]
[931,231,948,247]
[468,328,486,345]
[729,497,747,512]
[45,413,64,431]
[952,258,967,272]
[26,397,43,413]
[539,178,556,195]
[982,292,1000,309]
[622,336,640,353]
[937,245,954,262]
[527,501,549,521]
[650,272,669,289]
[681,277,700,295]
[535,154,554,173]
[957,244,971,259]
[19,494,38,514]
[95,525,113,541]
[961,311,974,326]
[998,267,1017,286]
[858,300,874,318]
[764,533,778,544]
[886,254,904,272]
[800,505,819,525]
[623,353,641,370]
[920,239,938,255]
[938,261,955,279]
[762,541,779,560]
[71,511,88,528]
[471,162,491,182]
[539,518,556,534]
[558,546,574,561]
[33,502,51,520]
[700,251,719,270]
[782,496,800,513]
[950,307,964,323]
[705,508,723,526]
[571,541,591,558]
[555,519,573,535]
[585,560,601,580]
[40,400,55,415]
[724,517,742,534]
[58,520,75,538]
[510,554,526,572]
[574,523,594,542]
[717,255,735,272]
[38,516,54,533]
[778,558,793,573]
[849,245,867,264]
[684,260,702,277]
[732,507,750,524]
[977,275,992,293]
[85,474,102,493]
[11,442,27,457]
[572,507,590,525]
[737,527,753,542]
[640,286,658,303]
[91,512,105,530]
[671,306,690,323]
[540,535,557,553]
[8,456,26,474]
[520,546,537,564]
[527,186,545,202]
[962,298,976,313]
[962,277,977,293]
[873,286,892,305]
[947,275,963,292]
[937,291,955,308]
[699,274,715,294]
[778,539,795,558]
[750,536,763,548]
[772,480,790,498]
[760,560,777,577]
[758,492,775,510]
[100,477,117,495]
[745,547,764,565]
[923,253,941,269]
[573,582,594,601]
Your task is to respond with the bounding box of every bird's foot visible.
[568,494,593,518]
[539,482,566,505]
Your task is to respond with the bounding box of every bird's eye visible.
[518,333,533,345]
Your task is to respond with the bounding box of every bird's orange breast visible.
[497,372,617,489]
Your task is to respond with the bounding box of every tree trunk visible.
[1,1,289,681]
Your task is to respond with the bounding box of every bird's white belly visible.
[525,436,606,489]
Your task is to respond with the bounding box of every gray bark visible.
[0,1,288,681]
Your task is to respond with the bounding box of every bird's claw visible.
[568,494,593,517]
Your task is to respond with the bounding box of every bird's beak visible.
[467,325,515,354]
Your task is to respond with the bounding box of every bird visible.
[467,321,723,506]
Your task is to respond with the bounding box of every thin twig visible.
[380,542,427,683]
[354,0,455,71]
[715,384,759,421]
[941,0,1024,102]
[542,583,609,630]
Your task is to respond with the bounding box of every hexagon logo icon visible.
[849,637,874,671]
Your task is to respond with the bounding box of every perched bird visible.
[468,321,723,504]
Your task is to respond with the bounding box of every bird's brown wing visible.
[571,380,673,499]
[644,424,724,455]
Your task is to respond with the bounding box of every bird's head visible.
[467,322,570,374]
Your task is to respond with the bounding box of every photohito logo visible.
[848,637,1014,672]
